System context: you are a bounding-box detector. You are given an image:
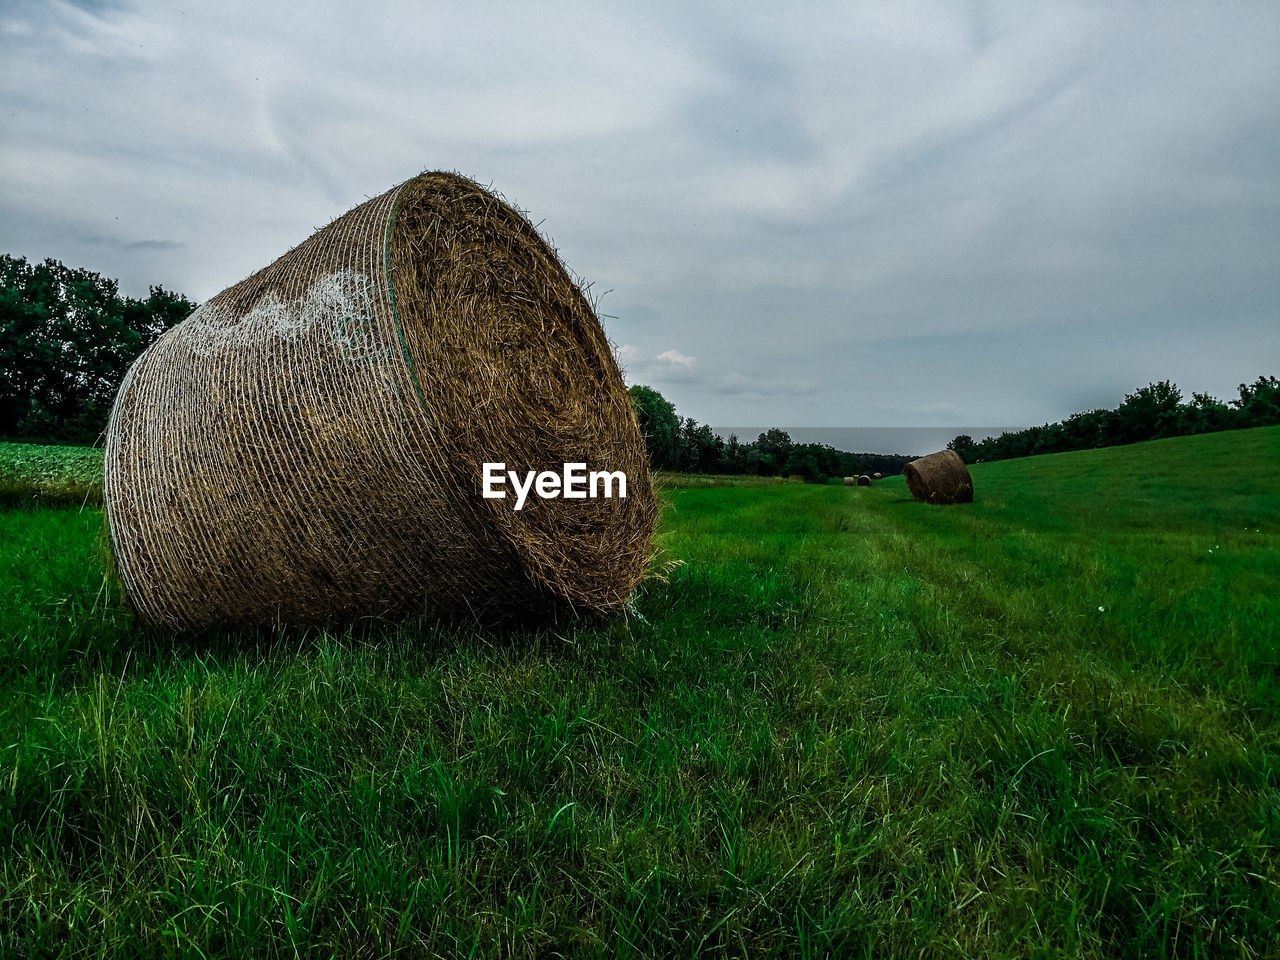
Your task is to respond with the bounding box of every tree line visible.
[6,255,1274,473]
[1,254,197,443]
[628,385,910,482]
[948,377,1280,464]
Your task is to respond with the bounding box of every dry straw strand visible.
[104,172,657,630]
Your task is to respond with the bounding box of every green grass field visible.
[1,428,1277,958]
[0,440,104,507]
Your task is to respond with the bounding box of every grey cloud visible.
[80,236,185,251]
[617,343,818,404]
[2,1,1277,430]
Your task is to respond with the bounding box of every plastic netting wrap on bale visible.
[104,171,657,630]
[903,450,974,504]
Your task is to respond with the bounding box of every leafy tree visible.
[1,255,197,442]
[1108,380,1183,445]
[1058,409,1110,451]
[947,434,978,463]
[783,442,858,483]
[1232,376,1280,427]
[627,384,681,469]
[689,421,726,473]
[1179,392,1232,435]
[746,449,777,476]
[676,417,697,472]
[724,433,745,473]
[784,447,824,483]
[753,428,793,474]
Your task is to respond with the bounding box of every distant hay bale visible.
[104,171,657,630]
[843,476,857,486]
[903,450,974,504]
[872,472,882,480]
[857,475,872,486]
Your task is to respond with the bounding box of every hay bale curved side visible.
[842,476,856,486]
[857,475,872,486]
[872,472,883,479]
[104,172,657,630]
[903,449,973,504]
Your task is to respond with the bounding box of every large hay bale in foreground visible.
[903,450,973,504]
[105,171,657,630]
[857,475,872,486]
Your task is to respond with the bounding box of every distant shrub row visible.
[628,385,910,483]
[949,377,1280,463]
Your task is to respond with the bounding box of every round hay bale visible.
[903,449,973,504]
[857,475,872,486]
[872,472,882,480]
[104,171,657,630]
[842,476,857,486]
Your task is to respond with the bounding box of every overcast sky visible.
[3,0,1277,432]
